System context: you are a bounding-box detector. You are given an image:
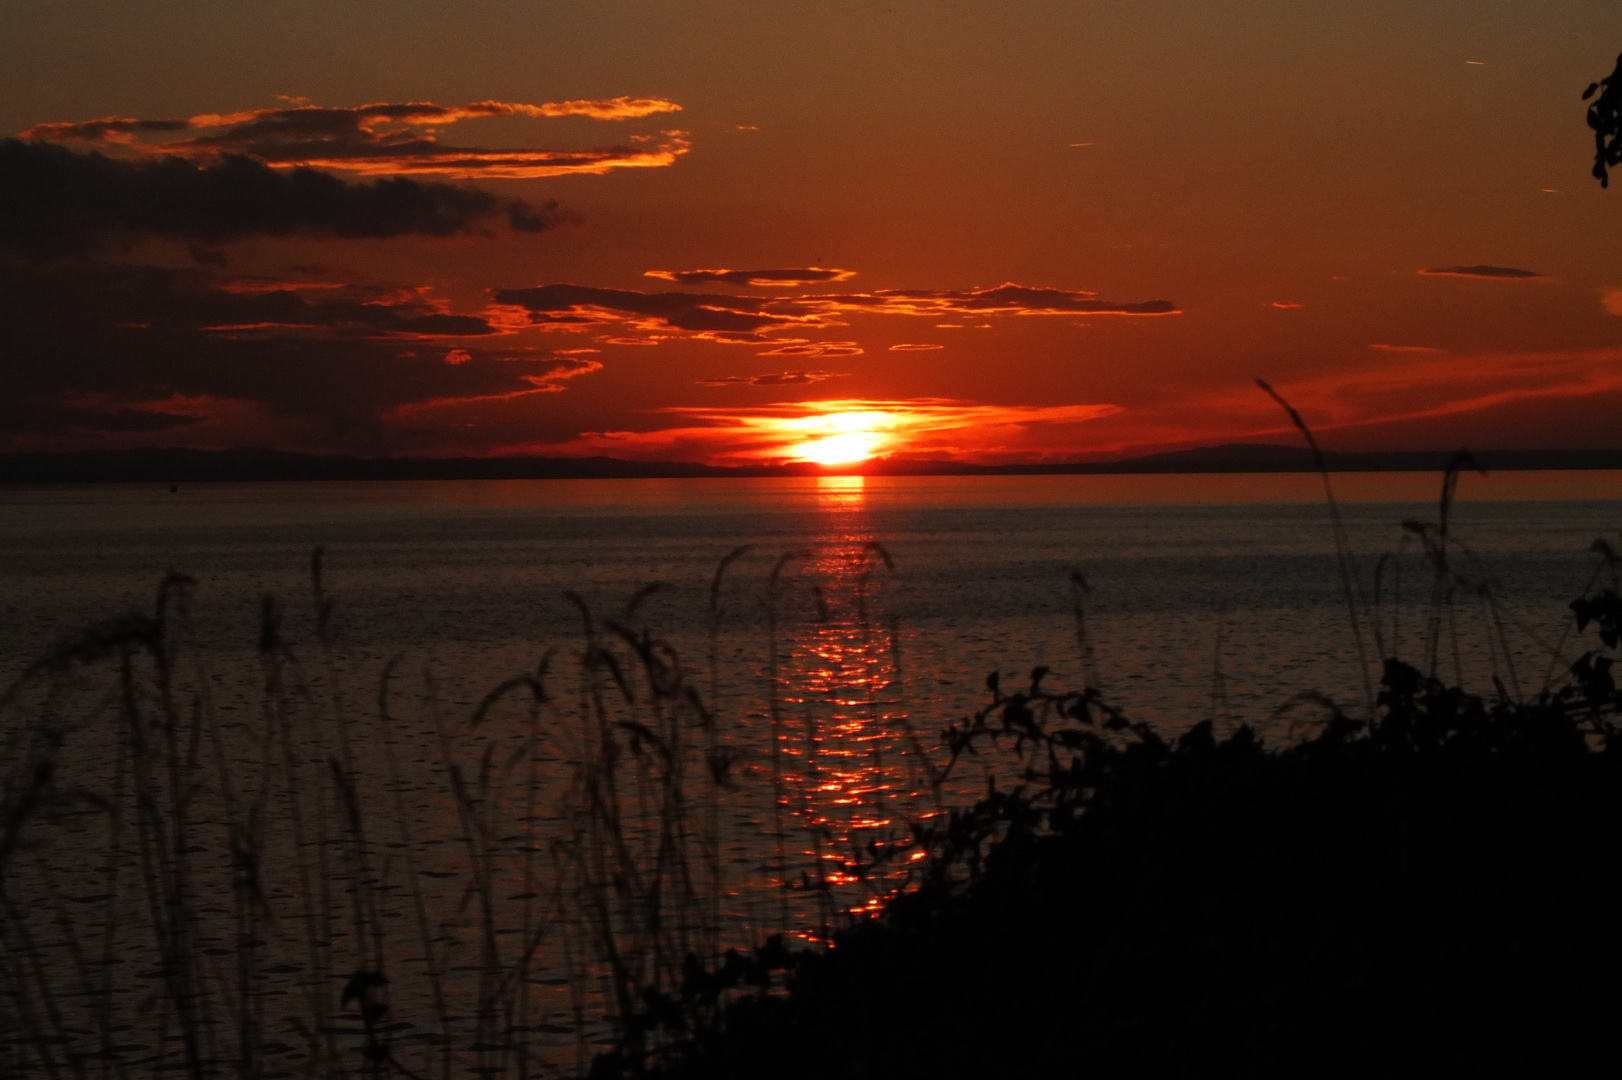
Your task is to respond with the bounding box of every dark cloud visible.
[492,283,795,335]
[0,402,206,437]
[834,283,1176,316]
[21,99,688,180]
[0,262,501,339]
[0,139,569,259]
[645,267,856,287]
[1418,265,1543,279]
[0,261,596,449]
[696,370,849,387]
[492,281,1176,342]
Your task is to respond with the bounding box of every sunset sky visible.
[3,1,1622,465]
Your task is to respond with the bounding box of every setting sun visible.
[784,409,895,464]
[793,431,881,465]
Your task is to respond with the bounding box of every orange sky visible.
[3,1,1622,465]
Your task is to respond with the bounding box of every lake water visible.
[4,471,1620,725]
[3,471,1620,1076]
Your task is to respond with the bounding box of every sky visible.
[3,0,1622,466]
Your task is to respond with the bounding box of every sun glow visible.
[795,431,881,464]
[784,409,895,464]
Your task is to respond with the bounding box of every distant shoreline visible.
[4,443,1622,483]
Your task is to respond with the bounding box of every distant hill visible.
[2,443,1621,483]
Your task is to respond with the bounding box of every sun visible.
[784,409,893,465]
[793,431,882,465]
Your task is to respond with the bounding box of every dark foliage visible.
[610,599,1622,1078]
[1586,52,1622,187]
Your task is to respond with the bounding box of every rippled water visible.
[2,471,1619,1075]
[4,471,1620,723]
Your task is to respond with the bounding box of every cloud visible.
[491,280,1176,342]
[536,398,1122,464]
[1600,286,1622,315]
[889,343,944,351]
[0,261,599,449]
[645,267,856,287]
[515,97,683,120]
[0,400,208,437]
[1190,347,1622,443]
[1418,265,1543,279]
[386,358,602,416]
[38,269,506,339]
[1271,301,1304,309]
[756,341,863,357]
[1368,343,1443,353]
[803,283,1177,318]
[696,370,849,387]
[20,99,689,179]
[493,283,798,336]
[0,138,571,259]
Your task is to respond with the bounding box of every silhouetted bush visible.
[614,591,1622,1078]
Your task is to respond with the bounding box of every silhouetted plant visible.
[617,571,1622,1077]
[1587,50,1622,186]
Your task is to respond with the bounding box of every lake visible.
[2,470,1619,1076]
[4,470,1619,725]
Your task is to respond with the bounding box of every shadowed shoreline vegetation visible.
[611,631,1622,1077]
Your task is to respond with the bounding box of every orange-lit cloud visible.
[799,283,1177,318]
[1600,286,1622,315]
[491,281,1177,343]
[756,341,863,356]
[1368,343,1444,353]
[645,267,857,286]
[387,356,603,415]
[1180,347,1622,445]
[696,370,849,387]
[20,99,688,179]
[1418,265,1543,279]
[538,398,1123,465]
[889,343,944,351]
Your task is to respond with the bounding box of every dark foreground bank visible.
[602,589,1622,1079]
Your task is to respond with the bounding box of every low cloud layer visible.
[1419,265,1543,279]
[0,94,693,450]
[546,398,1123,464]
[21,99,688,180]
[696,370,848,387]
[756,341,863,357]
[645,267,856,287]
[0,261,597,448]
[492,281,1177,343]
[0,139,571,259]
[1166,346,1622,451]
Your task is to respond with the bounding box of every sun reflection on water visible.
[767,473,942,925]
